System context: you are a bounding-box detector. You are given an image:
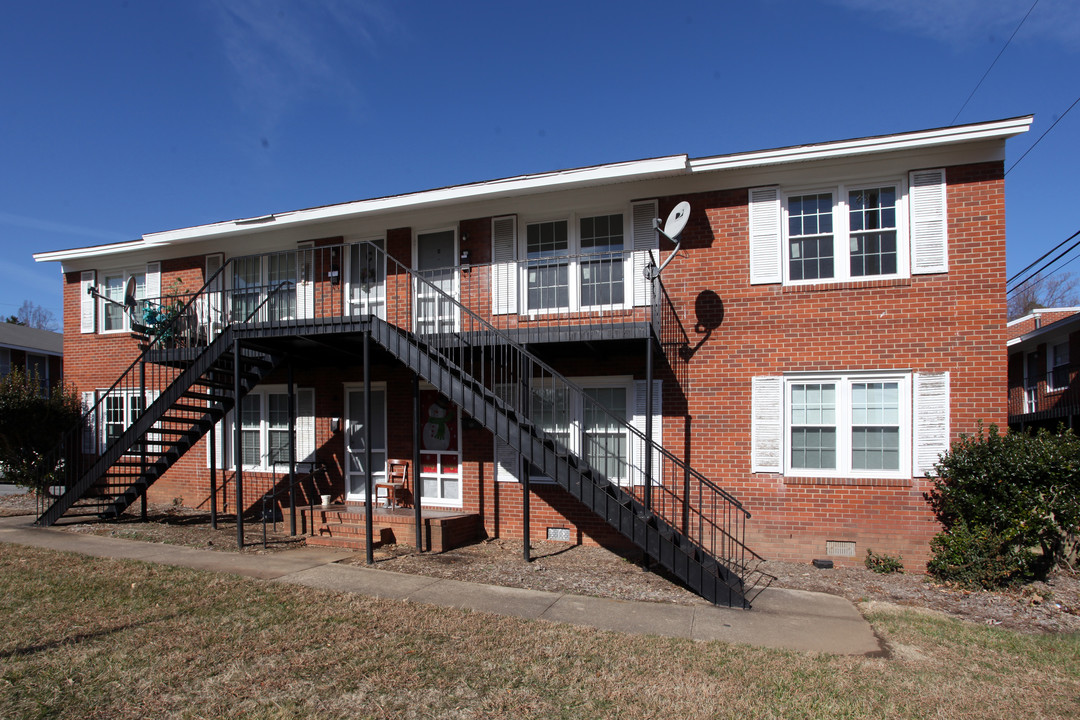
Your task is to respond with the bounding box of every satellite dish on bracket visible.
[648,201,691,278]
[123,275,139,313]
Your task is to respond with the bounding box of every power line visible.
[1007,228,1080,296]
[950,0,1040,126]
[1006,94,1080,176]
[1007,227,1080,284]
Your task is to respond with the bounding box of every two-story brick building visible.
[1008,307,1080,431]
[33,116,1031,606]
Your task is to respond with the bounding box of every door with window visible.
[345,386,387,501]
[415,230,458,334]
[346,240,386,319]
[419,389,460,505]
[1025,351,1041,412]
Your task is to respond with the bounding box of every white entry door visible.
[345,386,387,501]
[414,230,458,334]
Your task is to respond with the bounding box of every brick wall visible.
[60,159,1008,569]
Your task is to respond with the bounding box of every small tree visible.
[0,367,82,494]
[926,424,1080,587]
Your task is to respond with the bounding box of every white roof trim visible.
[34,116,1032,264]
[1007,311,1080,347]
[688,116,1032,173]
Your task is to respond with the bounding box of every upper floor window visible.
[1050,341,1071,391]
[101,269,146,332]
[784,183,903,284]
[749,169,946,287]
[0,348,9,378]
[25,353,49,395]
[524,213,626,312]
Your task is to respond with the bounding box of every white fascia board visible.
[34,239,148,264]
[141,155,690,245]
[687,116,1033,174]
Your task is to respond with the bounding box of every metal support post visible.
[233,338,244,549]
[364,329,374,565]
[413,372,423,551]
[139,360,147,521]
[287,360,297,536]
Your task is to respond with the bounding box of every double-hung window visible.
[529,380,631,485]
[234,387,314,471]
[1049,341,1071,391]
[783,181,904,284]
[524,213,626,312]
[785,373,909,478]
[101,269,146,332]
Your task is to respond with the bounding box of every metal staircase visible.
[35,271,282,527]
[366,245,768,607]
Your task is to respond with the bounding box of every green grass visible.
[1,544,1078,719]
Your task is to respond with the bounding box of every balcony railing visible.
[129,244,665,352]
[1009,361,1080,421]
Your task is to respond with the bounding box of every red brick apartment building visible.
[34,116,1031,607]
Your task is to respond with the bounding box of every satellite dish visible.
[123,275,138,313]
[649,201,692,277]
[660,201,691,242]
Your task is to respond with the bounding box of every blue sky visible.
[2,0,1078,324]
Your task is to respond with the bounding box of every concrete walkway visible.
[0,514,883,656]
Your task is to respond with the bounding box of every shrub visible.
[926,424,1080,587]
[864,549,904,574]
[0,368,82,494]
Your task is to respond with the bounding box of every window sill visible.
[781,277,912,293]
[783,476,912,488]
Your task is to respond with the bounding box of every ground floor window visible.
[215,386,315,471]
[785,373,910,478]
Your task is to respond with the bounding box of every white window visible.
[784,182,904,284]
[230,247,313,324]
[750,169,946,286]
[1049,341,1070,391]
[84,389,157,454]
[753,372,948,478]
[220,386,315,471]
[523,212,627,313]
[101,268,146,332]
[782,373,912,479]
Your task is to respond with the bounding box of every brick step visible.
[305,530,392,551]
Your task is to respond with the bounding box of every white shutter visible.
[749,187,782,284]
[910,169,948,274]
[145,262,161,301]
[297,388,316,463]
[491,215,518,315]
[751,376,783,472]
[631,200,658,307]
[80,271,96,333]
[81,391,97,454]
[631,380,663,486]
[495,438,521,483]
[913,371,950,476]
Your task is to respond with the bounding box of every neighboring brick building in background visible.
[0,322,63,395]
[33,116,1031,606]
[1008,307,1080,431]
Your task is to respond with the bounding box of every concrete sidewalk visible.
[0,514,884,656]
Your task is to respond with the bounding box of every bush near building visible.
[0,367,81,493]
[927,425,1080,588]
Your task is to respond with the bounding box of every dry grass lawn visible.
[1,543,1078,719]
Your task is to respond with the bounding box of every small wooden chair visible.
[375,458,410,509]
